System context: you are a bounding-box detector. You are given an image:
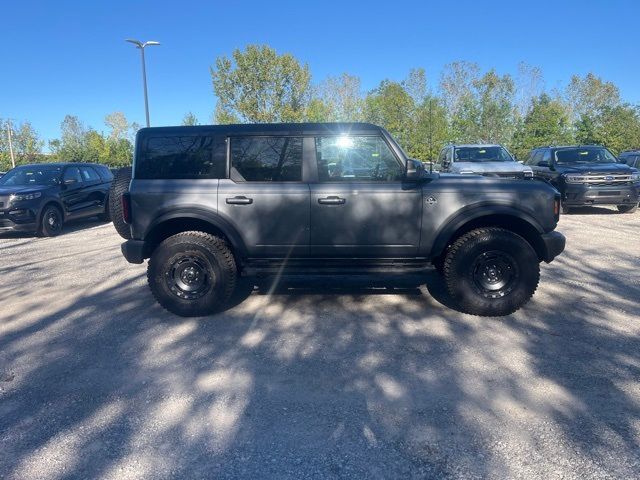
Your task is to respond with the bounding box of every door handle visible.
[226,196,253,205]
[318,196,346,205]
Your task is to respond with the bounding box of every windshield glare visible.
[0,166,62,186]
[555,148,618,164]
[454,146,513,163]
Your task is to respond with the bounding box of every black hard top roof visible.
[137,122,384,136]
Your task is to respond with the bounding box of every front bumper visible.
[0,208,38,234]
[563,183,639,207]
[121,239,146,264]
[540,231,566,263]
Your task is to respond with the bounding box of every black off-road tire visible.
[617,203,638,214]
[443,228,540,316]
[109,167,132,239]
[39,204,64,237]
[147,231,237,317]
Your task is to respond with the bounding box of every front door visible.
[60,166,85,216]
[309,135,422,257]
[218,135,310,257]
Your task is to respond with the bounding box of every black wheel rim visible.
[470,250,519,299]
[165,255,212,300]
[46,210,61,232]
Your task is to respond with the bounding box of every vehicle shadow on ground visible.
[1,252,639,478]
[0,217,111,240]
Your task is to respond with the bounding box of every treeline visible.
[212,45,640,161]
[3,44,640,171]
[0,113,140,172]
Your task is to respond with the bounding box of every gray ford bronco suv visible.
[117,123,565,317]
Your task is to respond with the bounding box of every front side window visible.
[231,136,303,182]
[137,135,226,179]
[555,147,618,165]
[0,165,62,186]
[315,135,403,182]
[454,146,514,163]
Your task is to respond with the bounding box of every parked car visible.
[0,162,113,236]
[433,144,534,179]
[618,150,640,169]
[116,123,565,318]
[525,145,640,214]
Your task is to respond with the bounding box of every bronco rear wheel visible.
[443,227,540,316]
[147,231,237,317]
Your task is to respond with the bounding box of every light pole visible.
[126,39,160,127]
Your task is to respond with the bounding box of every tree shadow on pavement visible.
[0,242,639,478]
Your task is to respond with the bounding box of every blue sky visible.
[1,0,638,144]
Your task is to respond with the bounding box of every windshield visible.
[555,148,618,165]
[0,165,62,187]
[454,146,513,163]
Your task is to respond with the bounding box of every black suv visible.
[618,150,640,170]
[0,162,113,236]
[118,123,565,317]
[525,145,640,213]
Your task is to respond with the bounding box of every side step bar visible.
[241,258,432,276]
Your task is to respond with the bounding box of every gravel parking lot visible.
[1,209,639,479]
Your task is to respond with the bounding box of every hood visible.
[554,163,632,174]
[0,185,53,195]
[451,161,529,174]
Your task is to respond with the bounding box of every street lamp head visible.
[144,41,161,47]
[126,39,144,48]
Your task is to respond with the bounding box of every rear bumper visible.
[540,231,566,263]
[121,240,146,264]
[563,183,639,206]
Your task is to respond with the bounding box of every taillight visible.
[554,195,560,219]
[122,193,132,224]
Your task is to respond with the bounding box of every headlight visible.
[459,170,475,175]
[631,172,640,182]
[564,174,588,184]
[9,192,42,203]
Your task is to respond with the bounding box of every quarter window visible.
[315,135,403,182]
[230,137,303,182]
[137,135,226,179]
[63,167,82,184]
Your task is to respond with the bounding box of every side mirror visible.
[405,159,425,180]
[537,160,551,168]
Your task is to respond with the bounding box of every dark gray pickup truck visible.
[116,123,565,317]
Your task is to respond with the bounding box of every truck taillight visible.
[554,196,560,219]
[122,193,132,224]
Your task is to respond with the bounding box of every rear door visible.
[217,136,310,257]
[77,166,107,217]
[309,134,422,257]
[60,166,85,216]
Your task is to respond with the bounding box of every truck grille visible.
[579,174,634,186]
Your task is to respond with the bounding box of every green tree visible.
[576,104,640,154]
[104,111,130,140]
[182,112,199,126]
[211,44,311,123]
[512,94,574,159]
[363,80,415,153]
[315,73,363,121]
[566,73,620,121]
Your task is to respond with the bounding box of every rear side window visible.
[136,134,226,179]
[80,167,101,182]
[230,137,303,182]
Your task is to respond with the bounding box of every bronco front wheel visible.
[147,231,237,317]
[443,227,540,316]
